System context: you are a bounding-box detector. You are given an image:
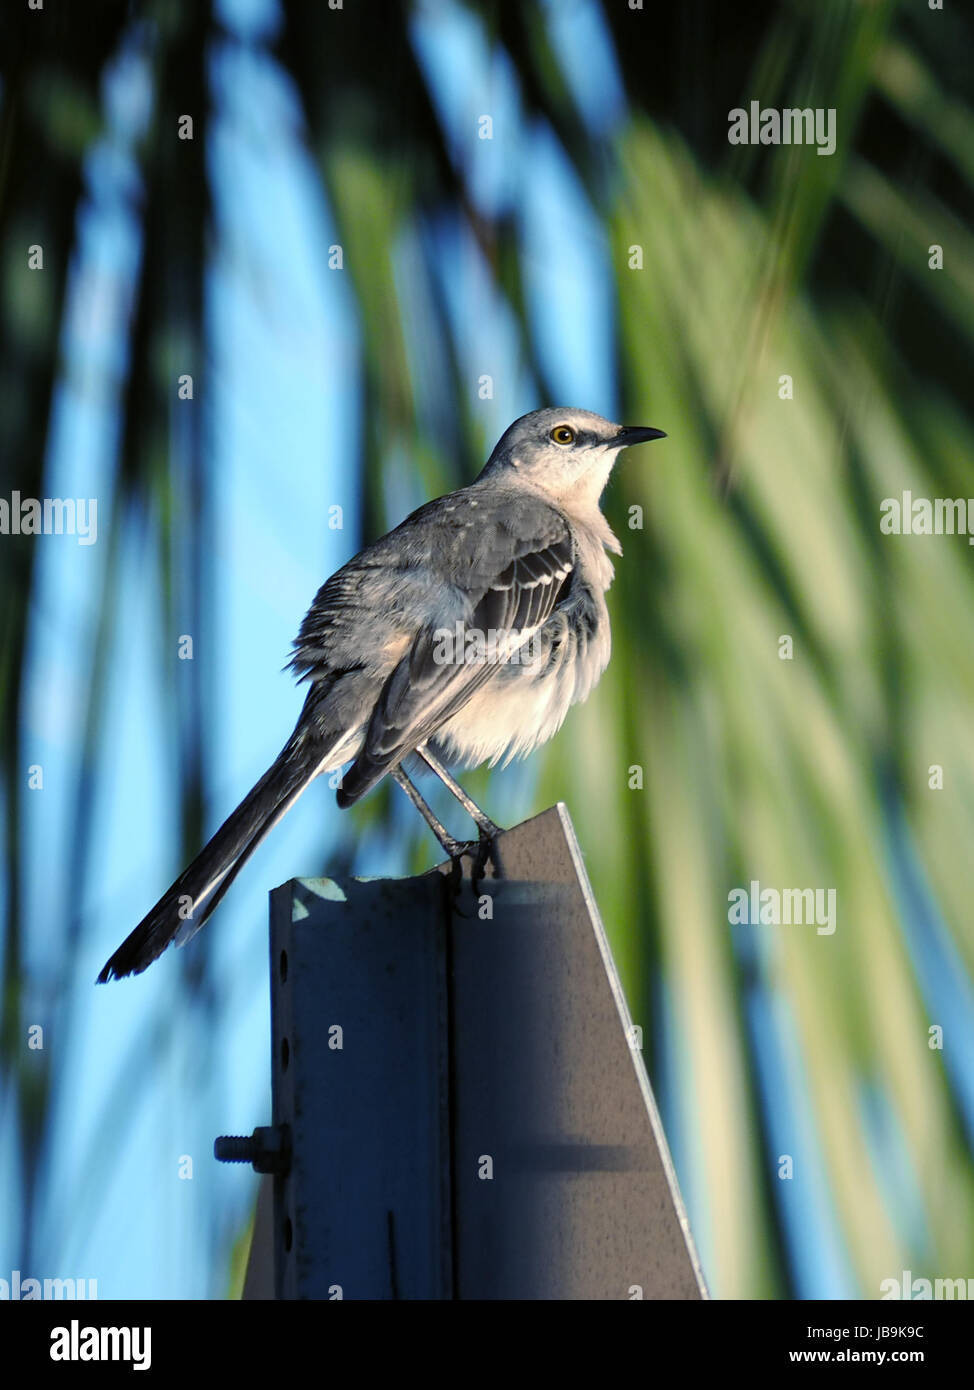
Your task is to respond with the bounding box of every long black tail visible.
[98,738,322,981]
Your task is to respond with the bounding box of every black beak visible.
[615,425,667,447]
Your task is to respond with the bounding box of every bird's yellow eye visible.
[550,425,576,445]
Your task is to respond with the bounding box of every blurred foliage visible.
[2,0,973,1298]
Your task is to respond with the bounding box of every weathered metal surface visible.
[256,804,706,1299]
[447,804,706,1299]
[269,873,452,1300]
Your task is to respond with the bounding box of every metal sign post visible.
[231,804,706,1300]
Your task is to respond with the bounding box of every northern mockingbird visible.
[98,407,664,980]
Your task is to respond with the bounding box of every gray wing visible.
[334,490,574,805]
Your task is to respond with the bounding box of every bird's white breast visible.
[433,517,616,769]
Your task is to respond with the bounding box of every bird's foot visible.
[470,811,502,841]
[445,825,500,899]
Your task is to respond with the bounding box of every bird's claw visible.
[445,826,500,901]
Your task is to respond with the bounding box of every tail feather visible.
[98,739,323,981]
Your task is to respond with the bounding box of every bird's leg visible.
[415,744,502,841]
[392,768,472,860]
[392,767,496,901]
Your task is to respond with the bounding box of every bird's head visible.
[478,407,665,509]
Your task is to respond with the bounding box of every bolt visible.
[214,1124,291,1175]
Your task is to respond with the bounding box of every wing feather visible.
[338,527,574,805]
